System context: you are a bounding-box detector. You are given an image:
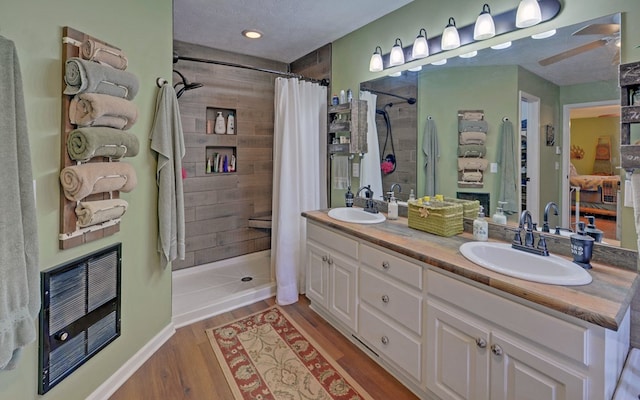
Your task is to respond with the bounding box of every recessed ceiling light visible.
[491,41,512,50]
[432,59,447,65]
[242,29,263,39]
[531,29,557,39]
[408,65,423,72]
[459,50,478,59]
[388,71,402,77]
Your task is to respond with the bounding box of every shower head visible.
[173,69,203,98]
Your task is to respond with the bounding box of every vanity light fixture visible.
[473,4,496,40]
[459,50,478,58]
[242,29,263,39]
[389,38,405,67]
[412,28,429,59]
[491,41,512,50]
[432,59,447,65]
[441,17,461,50]
[531,29,556,39]
[369,46,384,72]
[515,0,542,28]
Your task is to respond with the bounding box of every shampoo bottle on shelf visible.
[226,112,235,134]
[387,192,398,220]
[214,111,226,134]
[473,206,488,241]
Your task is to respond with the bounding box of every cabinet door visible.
[329,252,358,331]
[489,331,586,400]
[306,242,329,308]
[426,299,490,400]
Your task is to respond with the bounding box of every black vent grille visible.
[39,243,121,394]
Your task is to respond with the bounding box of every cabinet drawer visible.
[307,222,358,259]
[360,268,422,335]
[427,270,589,366]
[358,304,422,381]
[360,243,422,290]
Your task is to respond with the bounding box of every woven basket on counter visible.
[444,197,480,219]
[407,200,464,237]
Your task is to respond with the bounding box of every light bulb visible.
[516,0,542,28]
[369,46,383,72]
[441,17,460,51]
[412,28,429,59]
[389,38,405,67]
[474,4,496,40]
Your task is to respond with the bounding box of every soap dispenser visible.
[408,189,416,202]
[570,222,595,269]
[345,186,354,207]
[492,201,508,225]
[214,111,226,134]
[473,206,488,241]
[584,216,603,243]
[387,192,398,220]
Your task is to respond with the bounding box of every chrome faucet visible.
[512,210,549,256]
[356,185,378,213]
[542,202,559,233]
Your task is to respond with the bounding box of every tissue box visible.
[407,200,464,237]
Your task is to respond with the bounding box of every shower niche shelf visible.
[327,100,367,154]
[206,107,236,135]
[205,146,236,174]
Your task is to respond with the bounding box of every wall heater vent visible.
[39,243,121,394]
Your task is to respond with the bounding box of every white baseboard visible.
[86,323,176,400]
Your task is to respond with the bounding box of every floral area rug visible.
[206,306,374,400]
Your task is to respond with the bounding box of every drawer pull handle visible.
[475,337,487,348]
[381,295,390,303]
[382,261,390,269]
[322,255,328,262]
[491,344,503,356]
[381,336,389,345]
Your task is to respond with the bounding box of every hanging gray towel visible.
[423,117,439,196]
[0,36,40,370]
[497,119,518,215]
[150,83,186,267]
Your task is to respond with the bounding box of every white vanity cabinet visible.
[358,243,424,384]
[306,222,358,331]
[426,269,629,400]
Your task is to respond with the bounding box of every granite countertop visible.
[303,209,639,331]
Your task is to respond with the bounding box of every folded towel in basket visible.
[60,161,137,201]
[457,144,486,157]
[458,157,489,171]
[459,119,488,133]
[75,198,128,227]
[63,57,139,100]
[70,93,138,129]
[67,127,139,161]
[80,39,128,70]
[460,111,484,121]
[459,131,486,145]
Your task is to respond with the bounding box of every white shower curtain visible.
[359,91,383,199]
[272,78,327,305]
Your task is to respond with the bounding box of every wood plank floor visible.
[109,296,418,399]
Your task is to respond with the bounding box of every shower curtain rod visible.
[173,52,330,86]
[360,87,416,104]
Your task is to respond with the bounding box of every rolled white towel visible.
[75,199,128,227]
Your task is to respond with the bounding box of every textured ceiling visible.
[173,0,414,63]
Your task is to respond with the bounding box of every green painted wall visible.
[0,1,173,399]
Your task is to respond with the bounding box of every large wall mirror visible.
[358,13,634,250]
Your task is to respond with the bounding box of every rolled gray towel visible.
[75,199,128,227]
[459,119,488,133]
[60,161,137,201]
[63,57,139,100]
[67,127,139,161]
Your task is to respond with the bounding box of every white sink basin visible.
[459,242,592,286]
[328,207,386,224]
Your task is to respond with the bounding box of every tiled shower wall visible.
[172,41,331,271]
[171,41,282,270]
